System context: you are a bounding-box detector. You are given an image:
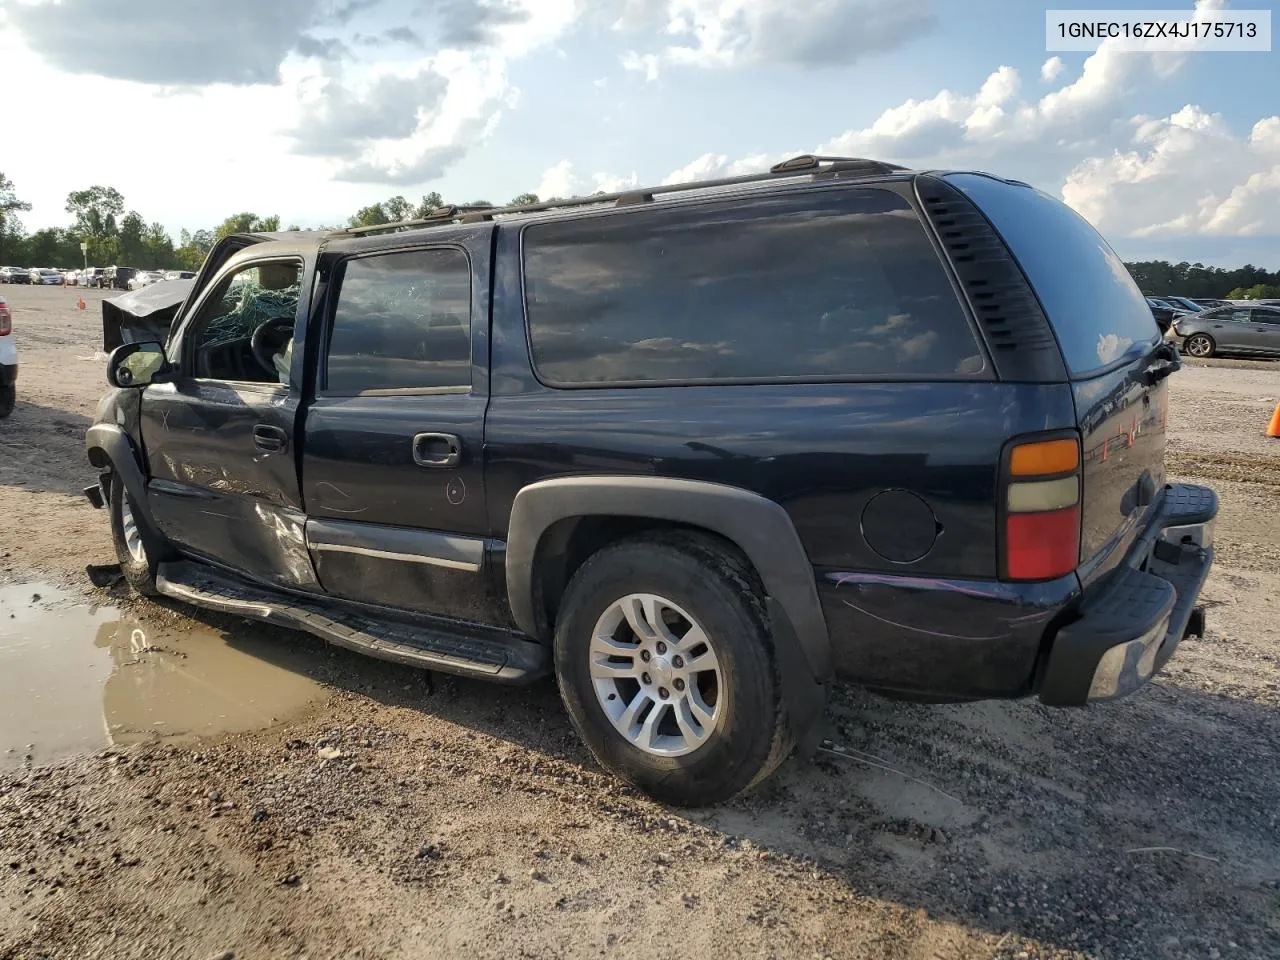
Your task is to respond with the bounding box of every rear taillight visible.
[0,308,11,337]
[1002,435,1081,581]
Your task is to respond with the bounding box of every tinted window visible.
[523,189,983,385]
[325,248,471,394]
[948,174,1158,378]
[1254,310,1280,325]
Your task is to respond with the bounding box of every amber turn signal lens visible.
[1009,438,1079,477]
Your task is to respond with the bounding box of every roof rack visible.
[330,154,906,238]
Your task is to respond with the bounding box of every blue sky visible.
[1,0,1276,265]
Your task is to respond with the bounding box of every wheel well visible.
[530,516,759,639]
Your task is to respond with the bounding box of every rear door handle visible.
[413,432,461,468]
[253,424,288,453]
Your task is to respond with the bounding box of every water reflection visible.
[1,583,324,770]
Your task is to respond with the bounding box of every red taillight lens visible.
[0,310,10,337]
[1006,506,1081,580]
[1002,436,1082,581]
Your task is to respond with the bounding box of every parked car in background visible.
[0,267,30,284]
[1189,298,1230,309]
[80,267,106,288]
[85,156,1216,806]
[127,271,164,291]
[34,268,64,285]
[0,295,15,418]
[63,269,80,286]
[1146,297,1185,332]
[1162,296,1204,313]
[103,266,140,291]
[162,270,197,281]
[1171,304,1280,358]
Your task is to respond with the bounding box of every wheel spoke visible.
[687,686,717,728]
[682,648,719,674]
[589,658,638,680]
[635,701,666,751]
[617,689,651,732]
[590,633,638,658]
[621,595,660,642]
[673,697,709,745]
[676,622,708,650]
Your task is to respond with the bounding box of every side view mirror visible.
[107,341,175,388]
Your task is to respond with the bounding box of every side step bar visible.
[155,560,549,684]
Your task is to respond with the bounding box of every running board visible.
[155,560,548,684]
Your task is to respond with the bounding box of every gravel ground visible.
[2,285,1279,959]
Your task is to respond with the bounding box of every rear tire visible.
[1184,333,1215,358]
[553,533,796,807]
[108,473,162,596]
[0,383,14,419]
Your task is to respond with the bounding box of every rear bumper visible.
[1038,483,1217,706]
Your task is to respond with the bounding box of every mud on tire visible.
[107,472,163,596]
[553,531,798,807]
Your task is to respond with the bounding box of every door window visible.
[188,260,302,385]
[324,248,472,395]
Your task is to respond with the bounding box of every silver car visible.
[1172,304,1280,358]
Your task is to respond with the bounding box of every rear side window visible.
[522,188,984,385]
[324,248,471,394]
[947,173,1158,378]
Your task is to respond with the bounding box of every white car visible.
[0,295,15,418]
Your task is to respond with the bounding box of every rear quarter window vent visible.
[917,176,1066,382]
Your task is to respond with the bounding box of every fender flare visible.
[85,423,158,533]
[505,476,833,681]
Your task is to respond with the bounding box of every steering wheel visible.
[250,316,295,377]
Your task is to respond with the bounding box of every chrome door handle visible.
[412,432,461,468]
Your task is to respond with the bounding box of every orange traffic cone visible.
[77,297,85,311]
[1268,401,1280,439]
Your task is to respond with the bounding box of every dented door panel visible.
[142,379,317,589]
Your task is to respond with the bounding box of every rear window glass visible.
[325,248,471,394]
[522,188,984,385]
[947,173,1158,377]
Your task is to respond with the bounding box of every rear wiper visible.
[1140,341,1182,386]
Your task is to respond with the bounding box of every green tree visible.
[66,186,125,263]
[1225,283,1280,300]
[214,212,281,241]
[509,192,539,206]
[413,192,445,218]
[175,227,215,271]
[118,210,147,266]
[348,201,390,228]
[143,222,176,269]
[0,172,32,265]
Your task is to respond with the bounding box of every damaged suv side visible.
[86,157,1216,807]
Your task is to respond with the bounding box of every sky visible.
[0,0,1277,266]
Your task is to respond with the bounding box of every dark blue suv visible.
[85,156,1216,807]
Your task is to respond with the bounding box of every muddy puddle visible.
[1,582,326,770]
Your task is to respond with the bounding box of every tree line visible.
[1126,260,1280,301]
[3,170,1276,297]
[0,172,547,274]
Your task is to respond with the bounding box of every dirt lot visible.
[2,284,1279,960]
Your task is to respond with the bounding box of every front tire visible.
[108,473,162,595]
[1184,333,1215,358]
[0,383,14,419]
[554,533,796,807]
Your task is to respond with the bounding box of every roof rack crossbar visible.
[327,155,904,238]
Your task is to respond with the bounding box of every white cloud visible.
[661,152,784,184]
[614,0,935,73]
[622,50,661,81]
[1040,56,1064,83]
[1062,106,1280,239]
[536,161,640,198]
